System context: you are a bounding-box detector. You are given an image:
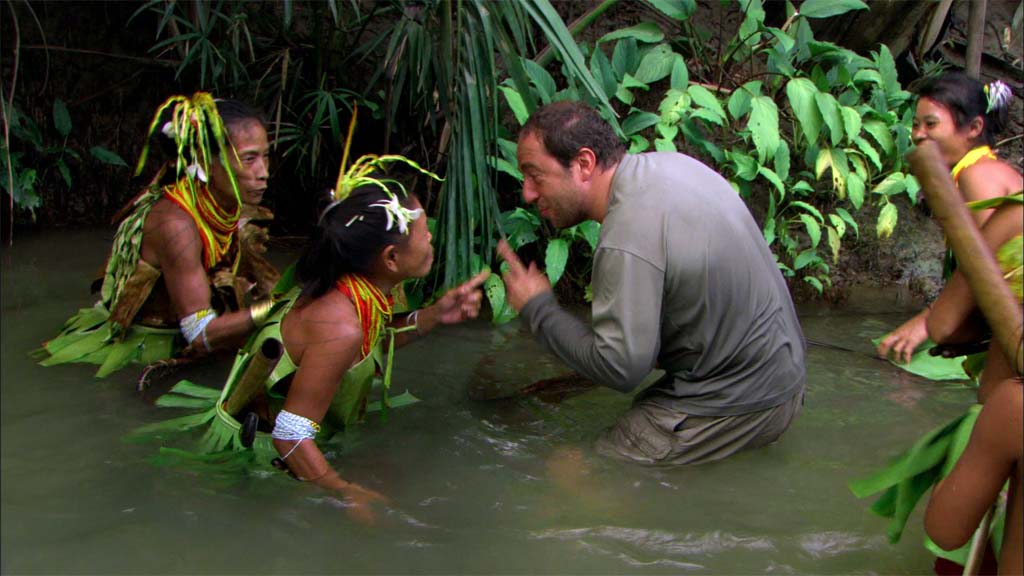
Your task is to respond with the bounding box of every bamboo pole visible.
[224,338,283,416]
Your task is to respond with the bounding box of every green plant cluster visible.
[1,100,127,219]
[487,0,921,317]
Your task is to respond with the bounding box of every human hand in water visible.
[337,481,390,525]
[422,270,490,329]
[877,309,930,364]
[497,240,552,312]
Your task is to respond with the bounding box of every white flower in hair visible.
[985,80,1012,114]
[186,162,208,183]
[370,195,423,235]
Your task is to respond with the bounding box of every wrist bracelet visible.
[407,310,420,333]
[249,299,274,328]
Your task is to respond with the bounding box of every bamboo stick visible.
[224,337,283,416]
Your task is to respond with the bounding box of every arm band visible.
[180,308,217,348]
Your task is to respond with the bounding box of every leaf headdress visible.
[321,106,442,233]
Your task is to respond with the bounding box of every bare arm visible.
[911,142,1024,374]
[389,270,489,348]
[141,201,256,350]
[274,295,388,520]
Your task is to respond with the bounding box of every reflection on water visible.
[2,229,973,574]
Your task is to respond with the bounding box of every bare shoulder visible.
[291,291,364,354]
[142,198,201,264]
[960,158,1024,201]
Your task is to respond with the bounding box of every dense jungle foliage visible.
[2,0,1022,310]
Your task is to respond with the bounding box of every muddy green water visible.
[2,229,973,574]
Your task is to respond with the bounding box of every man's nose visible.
[255,157,270,180]
[522,182,538,204]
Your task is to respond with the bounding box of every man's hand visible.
[431,270,490,325]
[497,240,552,312]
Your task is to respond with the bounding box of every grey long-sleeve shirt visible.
[520,152,805,417]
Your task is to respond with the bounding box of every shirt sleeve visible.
[519,248,663,393]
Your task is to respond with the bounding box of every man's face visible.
[516,131,586,229]
[209,119,270,208]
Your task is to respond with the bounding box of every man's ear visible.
[381,244,400,274]
[575,147,598,181]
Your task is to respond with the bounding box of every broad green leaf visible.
[56,159,71,188]
[905,174,921,204]
[758,165,786,197]
[874,44,900,97]
[792,180,815,195]
[589,49,619,104]
[804,276,824,293]
[647,0,696,20]
[846,172,865,209]
[738,0,765,47]
[634,43,676,84]
[853,69,883,86]
[629,135,650,153]
[523,59,556,103]
[656,121,679,141]
[53,99,72,137]
[599,23,664,45]
[815,91,844,146]
[863,120,895,157]
[654,137,677,152]
[794,247,820,269]
[727,81,761,121]
[791,200,824,222]
[827,225,841,262]
[798,0,868,18]
[872,173,906,197]
[786,78,822,144]
[499,86,530,126]
[748,95,780,162]
[484,274,515,325]
[577,220,601,251]
[773,139,791,182]
[840,106,862,143]
[545,238,569,285]
[835,207,860,237]
[621,73,649,90]
[669,55,689,90]
[732,152,758,180]
[853,136,882,170]
[763,215,777,246]
[90,146,129,167]
[876,202,898,238]
[687,85,727,125]
[799,213,821,247]
[615,84,636,105]
[622,111,661,136]
[658,89,690,124]
[828,214,847,238]
[612,38,640,79]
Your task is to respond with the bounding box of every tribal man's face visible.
[210,119,270,208]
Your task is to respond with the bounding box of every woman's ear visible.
[380,244,400,274]
[966,116,984,141]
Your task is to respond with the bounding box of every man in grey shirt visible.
[498,101,805,465]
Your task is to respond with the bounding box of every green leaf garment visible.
[851,219,1022,565]
[128,274,419,468]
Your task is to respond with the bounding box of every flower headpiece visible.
[319,106,442,234]
[984,80,1012,114]
[135,93,240,211]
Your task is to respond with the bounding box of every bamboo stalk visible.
[223,337,283,416]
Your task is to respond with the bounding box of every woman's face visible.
[912,98,977,168]
[208,119,271,208]
[392,198,434,279]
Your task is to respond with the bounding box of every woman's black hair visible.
[916,71,1010,147]
[297,183,418,299]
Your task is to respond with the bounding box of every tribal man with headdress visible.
[37,93,280,378]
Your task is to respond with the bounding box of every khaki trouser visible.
[595,390,804,466]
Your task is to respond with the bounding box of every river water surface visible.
[2,229,974,574]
